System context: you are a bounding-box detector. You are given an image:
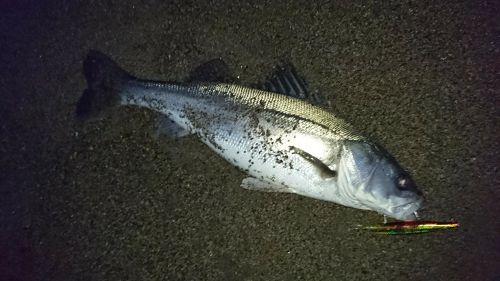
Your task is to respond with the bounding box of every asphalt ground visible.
[1,1,498,280]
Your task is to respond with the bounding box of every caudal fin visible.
[76,50,133,119]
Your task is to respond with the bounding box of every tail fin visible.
[76,50,133,119]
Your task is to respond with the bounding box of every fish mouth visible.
[388,198,424,221]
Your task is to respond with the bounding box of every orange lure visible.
[364,220,459,235]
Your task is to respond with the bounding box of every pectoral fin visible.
[240,177,291,193]
[289,146,337,179]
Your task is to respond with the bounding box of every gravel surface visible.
[1,1,499,280]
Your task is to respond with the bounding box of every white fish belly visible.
[194,115,337,200]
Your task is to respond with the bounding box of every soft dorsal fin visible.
[187,58,234,83]
[255,63,324,105]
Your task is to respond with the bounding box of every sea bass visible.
[77,51,424,220]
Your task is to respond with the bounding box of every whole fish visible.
[77,50,424,220]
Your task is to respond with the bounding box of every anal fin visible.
[241,177,291,193]
[155,115,191,139]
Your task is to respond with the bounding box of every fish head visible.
[338,140,424,220]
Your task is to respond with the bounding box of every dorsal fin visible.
[255,63,324,105]
[187,58,234,83]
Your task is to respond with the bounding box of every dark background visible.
[1,1,498,280]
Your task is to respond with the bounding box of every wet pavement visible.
[1,1,498,280]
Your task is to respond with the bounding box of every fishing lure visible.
[364,220,459,235]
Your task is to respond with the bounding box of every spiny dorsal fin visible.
[255,63,324,105]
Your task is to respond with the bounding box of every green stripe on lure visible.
[364,220,459,235]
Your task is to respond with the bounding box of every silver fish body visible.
[124,82,360,200]
[78,51,424,220]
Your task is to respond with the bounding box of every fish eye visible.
[398,178,406,186]
[396,175,420,194]
[398,177,407,187]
